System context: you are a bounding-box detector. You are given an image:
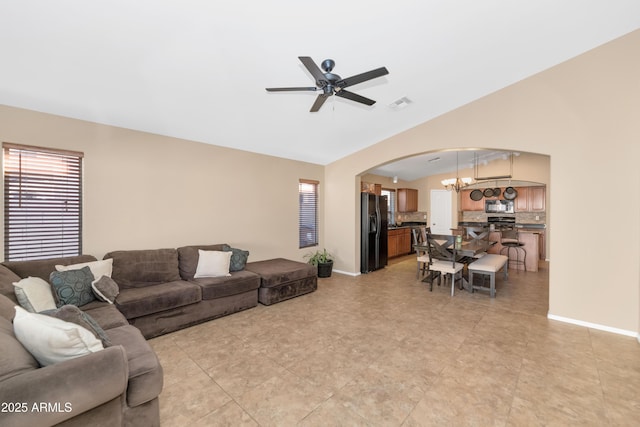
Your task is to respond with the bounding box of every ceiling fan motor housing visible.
[321,59,335,72]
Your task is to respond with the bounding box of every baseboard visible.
[332,269,360,277]
[547,313,638,338]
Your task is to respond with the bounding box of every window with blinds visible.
[3,143,83,261]
[299,179,318,249]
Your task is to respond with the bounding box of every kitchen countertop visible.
[515,223,546,229]
[459,221,545,229]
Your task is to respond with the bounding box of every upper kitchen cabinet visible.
[515,186,546,212]
[361,182,382,195]
[460,189,484,211]
[397,188,418,212]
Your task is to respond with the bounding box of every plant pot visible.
[317,260,333,278]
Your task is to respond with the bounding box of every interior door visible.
[430,189,452,234]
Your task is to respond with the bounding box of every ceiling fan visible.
[266,56,389,112]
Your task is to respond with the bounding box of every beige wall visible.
[0,106,324,262]
[326,30,640,334]
[1,31,638,337]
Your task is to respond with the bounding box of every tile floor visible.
[149,257,640,426]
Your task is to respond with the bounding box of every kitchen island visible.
[488,230,540,272]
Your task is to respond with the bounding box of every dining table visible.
[414,237,495,259]
[413,237,496,291]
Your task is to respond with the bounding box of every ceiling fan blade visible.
[299,56,328,87]
[310,93,330,112]
[336,67,389,88]
[335,89,375,106]
[266,87,318,92]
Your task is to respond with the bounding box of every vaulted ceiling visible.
[1,1,639,175]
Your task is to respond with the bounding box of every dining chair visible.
[465,226,490,258]
[414,227,429,279]
[425,233,465,296]
[500,228,526,271]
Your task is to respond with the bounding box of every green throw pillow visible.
[50,266,96,307]
[222,245,249,272]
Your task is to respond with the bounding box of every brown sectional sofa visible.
[0,244,316,426]
[0,255,163,427]
[104,245,261,338]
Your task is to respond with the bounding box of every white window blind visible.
[299,179,318,249]
[3,143,83,261]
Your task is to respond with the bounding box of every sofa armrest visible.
[0,345,128,427]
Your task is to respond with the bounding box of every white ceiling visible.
[369,150,514,182]
[1,1,639,173]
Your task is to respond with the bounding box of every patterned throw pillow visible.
[50,266,96,307]
[222,245,250,272]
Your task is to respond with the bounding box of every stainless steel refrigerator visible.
[361,193,388,273]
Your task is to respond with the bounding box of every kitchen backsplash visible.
[459,211,546,224]
[397,211,428,223]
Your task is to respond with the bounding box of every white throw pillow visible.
[55,259,113,284]
[13,277,57,313]
[194,250,232,278]
[13,306,103,366]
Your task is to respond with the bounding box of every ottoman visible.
[245,258,317,305]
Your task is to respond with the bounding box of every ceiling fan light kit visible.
[266,56,389,112]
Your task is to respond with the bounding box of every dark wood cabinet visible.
[397,188,418,212]
[460,190,484,211]
[515,186,545,212]
[388,227,412,258]
[515,187,529,212]
[461,186,546,213]
[528,186,546,211]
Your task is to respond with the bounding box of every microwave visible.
[485,199,514,213]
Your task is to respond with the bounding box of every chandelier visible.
[441,152,473,192]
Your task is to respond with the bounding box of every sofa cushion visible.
[0,264,22,304]
[2,255,98,282]
[245,258,317,288]
[222,244,250,272]
[0,294,17,321]
[0,315,39,381]
[191,270,261,300]
[194,250,232,278]
[13,306,103,367]
[106,325,163,407]
[13,276,57,312]
[105,249,181,288]
[50,266,96,307]
[115,280,202,319]
[81,302,129,330]
[177,244,227,280]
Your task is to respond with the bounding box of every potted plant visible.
[305,248,334,278]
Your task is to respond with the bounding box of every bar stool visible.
[500,229,526,271]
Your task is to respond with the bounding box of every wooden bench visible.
[468,254,509,298]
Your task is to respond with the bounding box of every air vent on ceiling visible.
[388,96,412,110]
